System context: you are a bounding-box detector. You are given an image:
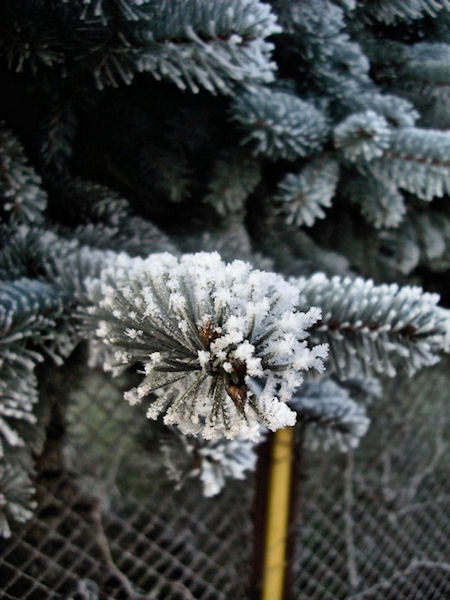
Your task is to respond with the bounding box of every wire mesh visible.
[0,364,253,599]
[291,359,450,599]
[0,359,449,599]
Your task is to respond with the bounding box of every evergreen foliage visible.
[204,152,261,217]
[0,449,36,539]
[139,0,281,94]
[296,273,449,377]
[86,252,327,440]
[289,378,370,452]
[274,157,339,227]
[0,0,449,538]
[359,1,450,27]
[232,87,329,160]
[344,174,406,229]
[155,429,257,497]
[0,124,47,225]
[0,279,66,536]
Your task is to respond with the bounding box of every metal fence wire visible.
[292,360,450,600]
[0,358,448,599]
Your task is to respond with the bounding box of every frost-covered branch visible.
[358,0,449,25]
[274,156,339,227]
[1,0,280,93]
[0,278,66,367]
[334,111,392,163]
[0,123,47,225]
[366,127,450,201]
[295,273,450,377]
[86,252,328,440]
[0,279,67,461]
[0,278,65,537]
[379,209,450,275]
[343,174,406,229]
[204,152,261,217]
[232,87,329,160]
[289,379,370,451]
[138,0,281,94]
[0,449,36,538]
[156,429,257,497]
[345,92,419,128]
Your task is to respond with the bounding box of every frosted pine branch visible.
[66,0,153,23]
[344,174,406,229]
[397,42,450,103]
[0,279,67,456]
[334,110,391,163]
[360,1,450,26]
[0,279,66,368]
[138,0,281,94]
[0,364,38,456]
[273,0,371,100]
[204,152,261,217]
[289,379,370,452]
[45,246,120,304]
[346,92,419,128]
[0,449,36,538]
[379,210,450,275]
[0,123,47,225]
[274,157,339,227]
[159,431,257,497]
[86,252,328,440]
[232,87,329,160]
[273,0,347,51]
[295,273,450,377]
[366,127,450,201]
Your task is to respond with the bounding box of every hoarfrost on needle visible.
[87,252,328,440]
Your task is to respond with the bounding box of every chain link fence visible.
[1,358,448,599]
[292,359,450,599]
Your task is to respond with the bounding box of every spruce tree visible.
[0,2,449,593]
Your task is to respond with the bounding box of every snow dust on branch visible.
[86,252,328,440]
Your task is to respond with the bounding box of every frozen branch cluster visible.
[367,128,450,201]
[139,0,281,94]
[87,252,328,440]
[0,123,47,225]
[0,453,36,538]
[0,280,66,444]
[160,432,257,497]
[0,279,67,536]
[296,273,450,377]
[232,88,329,160]
[204,152,261,217]
[274,157,339,227]
[344,174,406,229]
[334,111,392,163]
[290,379,370,452]
[1,0,450,542]
[360,0,450,25]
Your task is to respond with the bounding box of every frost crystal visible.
[161,433,257,497]
[87,252,327,440]
[334,110,391,162]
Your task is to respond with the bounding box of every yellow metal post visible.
[261,427,295,600]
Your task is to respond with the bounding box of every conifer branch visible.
[232,87,329,160]
[366,128,450,201]
[0,123,47,225]
[86,253,328,440]
[274,157,339,227]
[0,449,36,538]
[295,273,450,377]
[289,379,370,452]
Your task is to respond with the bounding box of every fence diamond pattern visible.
[0,360,448,599]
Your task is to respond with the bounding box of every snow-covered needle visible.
[87,252,327,440]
